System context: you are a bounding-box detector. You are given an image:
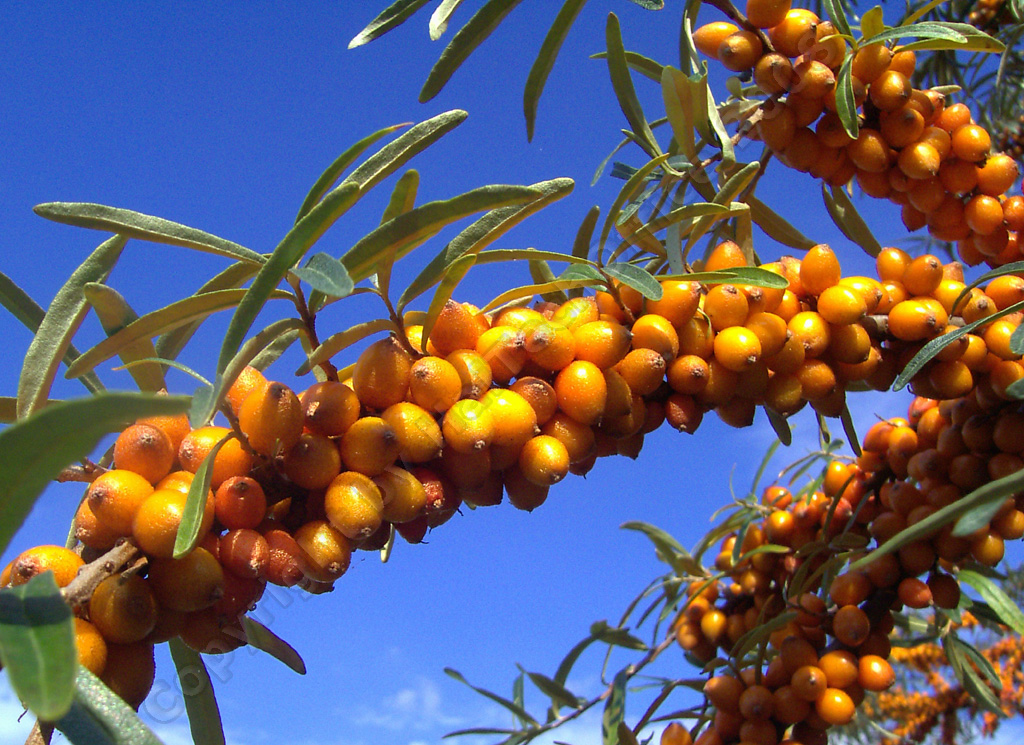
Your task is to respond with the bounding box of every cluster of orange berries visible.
[666,381,1024,745]
[967,0,1012,31]
[5,235,1024,712]
[693,0,1023,267]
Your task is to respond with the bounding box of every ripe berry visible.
[113,423,176,485]
[89,574,158,644]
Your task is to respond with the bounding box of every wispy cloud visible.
[350,675,466,733]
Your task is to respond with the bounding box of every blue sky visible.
[1,3,1022,745]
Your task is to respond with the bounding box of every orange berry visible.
[718,30,763,71]
[353,336,414,410]
[800,244,841,295]
[442,398,497,453]
[503,466,549,512]
[517,435,570,486]
[408,356,462,413]
[9,545,84,588]
[299,380,360,437]
[446,349,492,399]
[965,194,1005,235]
[632,313,679,362]
[693,21,739,57]
[225,366,269,416]
[815,687,855,725]
[429,300,485,355]
[713,325,762,372]
[951,123,991,162]
[381,402,443,464]
[704,284,749,331]
[613,348,667,397]
[791,665,828,702]
[851,43,891,83]
[550,296,600,331]
[292,519,352,582]
[89,574,158,644]
[818,649,858,688]
[870,70,912,111]
[325,471,385,541]
[178,426,254,489]
[101,642,156,709]
[74,617,108,676]
[976,153,1019,196]
[832,604,870,647]
[282,432,343,489]
[770,9,819,58]
[479,388,539,450]
[340,416,400,476]
[74,498,120,551]
[214,476,266,531]
[87,469,155,537]
[113,423,176,484]
[132,487,213,559]
[898,141,941,180]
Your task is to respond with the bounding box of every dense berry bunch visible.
[667,390,1023,744]
[694,1,1022,267]
[4,235,1024,711]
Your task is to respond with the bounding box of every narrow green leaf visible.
[958,570,1024,633]
[194,317,306,428]
[168,638,226,745]
[300,319,394,376]
[54,667,163,745]
[342,184,544,283]
[840,403,861,456]
[430,0,466,39]
[422,254,478,350]
[292,253,355,299]
[618,722,640,745]
[397,178,574,310]
[765,406,793,446]
[861,22,1003,52]
[572,206,600,262]
[174,432,233,558]
[524,0,588,140]
[894,299,1024,390]
[445,668,539,725]
[241,616,306,674]
[420,1,526,102]
[250,329,302,372]
[0,391,188,558]
[217,181,360,376]
[558,264,606,284]
[0,573,76,721]
[599,153,672,252]
[477,248,595,267]
[348,0,433,47]
[155,261,259,364]
[590,50,665,82]
[603,263,662,300]
[17,235,125,418]
[620,520,702,575]
[591,621,648,651]
[114,358,211,387]
[643,202,731,237]
[704,78,734,165]
[530,259,568,304]
[83,283,165,392]
[479,278,597,313]
[851,466,1024,573]
[553,634,599,688]
[343,110,468,195]
[684,162,760,255]
[747,196,815,250]
[512,672,526,726]
[954,636,1002,688]
[943,635,1004,715]
[1009,321,1024,355]
[67,288,288,380]
[661,67,696,162]
[903,0,947,26]
[823,0,852,37]
[602,671,628,745]
[526,670,581,710]
[860,6,886,39]
[822,183,881,258]
[33,203,264,265]
[296,123,410,222]
[0,271,104,398]
[376,169,420,299]
[834,56,859,139]
[605,13,661,159]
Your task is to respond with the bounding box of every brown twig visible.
[60,539,140,612]
[24,720,52,745]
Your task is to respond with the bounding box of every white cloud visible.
[350,675,466,733]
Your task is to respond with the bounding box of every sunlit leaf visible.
[530,259,568,304]
[430,0,466,39]
[420,1,526,102]
[168,638,225,745]
[621,520,702,575]
[397,178,574,310]
[348,0,433,48]
[241,616,306,674]
[861,21,1003,53]
[33,203,264,265]
[599,153,672,253]
[83,283,165,392]
[295,122,411,221]
[476,248,595,267]
[525,0,588,140]
[625,0,663,8]
[0,573,76,721]
[603,262,662,300]
[17,235,125,418]
[343,183,545,283]
[343,110,468,195]
[0,392,188,556]
[823,0,853,37]
[605,13,661,159]
[943,635,1004,715]
[833,56,859,139]
[292,253,355,299]
[525,670,582,710]
[479,278,597,313]
[54,667,163,745]
[67,288,289,380]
